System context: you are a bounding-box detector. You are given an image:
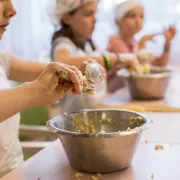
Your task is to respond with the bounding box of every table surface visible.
[2,112,180,180]
[99,70,180,112]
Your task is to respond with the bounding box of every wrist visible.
[22,81,44,107]
[164,43,171,53]
[103,54,112,71]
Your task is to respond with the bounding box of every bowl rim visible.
[46,109,153,138]
[117,66,173,79]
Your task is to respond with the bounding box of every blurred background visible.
[0,0,180,63]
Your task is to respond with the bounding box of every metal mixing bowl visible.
[47,109,152,174]
[117,67,172,100]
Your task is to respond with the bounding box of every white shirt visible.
[54,37,102,57]
[0,51,23,178]
[53,37,107,112]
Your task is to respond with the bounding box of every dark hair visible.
[51,10,96,60]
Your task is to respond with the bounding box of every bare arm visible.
[54,49,118,68]
[151,44,170,67]
[0,83,39,122]
[9,53,47,82]
[0,62,85,123]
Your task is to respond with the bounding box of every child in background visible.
[51,0,139,110]
[108,0,176,66]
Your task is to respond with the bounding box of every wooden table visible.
[2,112,180,180]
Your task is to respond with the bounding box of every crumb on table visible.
[155,145,164,151]
[145,140,148,144]
[92,176,98,180]
[75,173,83,178]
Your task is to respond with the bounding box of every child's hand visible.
[32,62,86,105]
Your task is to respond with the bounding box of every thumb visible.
[47,75,59,92]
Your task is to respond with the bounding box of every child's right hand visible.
[31,62,86,106]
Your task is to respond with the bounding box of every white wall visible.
[0,0,180,64]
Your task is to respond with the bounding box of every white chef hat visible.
[115,0,144,21]
[56,0,98,20]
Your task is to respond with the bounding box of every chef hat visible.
[115,0,144,21]
[56,0,98,20]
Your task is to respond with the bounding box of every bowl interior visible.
[139,67,171,76]
[50,110,148,135]
[117,66,172,78]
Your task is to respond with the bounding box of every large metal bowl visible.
[117,67,172,100]
[47,109,152,174]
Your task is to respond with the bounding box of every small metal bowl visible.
[117,66,172,100]
[47,109,152,174]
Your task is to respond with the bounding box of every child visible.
[51,0,139,99]
[108,0,176,66]
[0,0,89,177]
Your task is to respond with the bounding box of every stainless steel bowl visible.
[117,67,172,100]
[47,109,152,174]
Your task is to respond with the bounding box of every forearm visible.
[55,54,118,69]
[9,54,47,82]
[138,41,146,49]
[151,44,170,67]
[0,83,38,122]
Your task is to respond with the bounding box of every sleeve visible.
[53,37,76,56]
[0,50,10,78]
[107,36,129,53]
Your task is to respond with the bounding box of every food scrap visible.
[72,115,96,134]
[99,130,106,135]
[72,112,144,135]
[75,173,83,179]
[145,140,148,144]
[84,88,96,95]
[151,174,154,179]
[92,176,98,180]
[136,64,151,75]
[130,116,145,129]
[56,69,96,95]
[102,112,113,124]
[72,112,113,134]
[155,145,164,151]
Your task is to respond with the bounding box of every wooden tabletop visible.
[2,112,180,180]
